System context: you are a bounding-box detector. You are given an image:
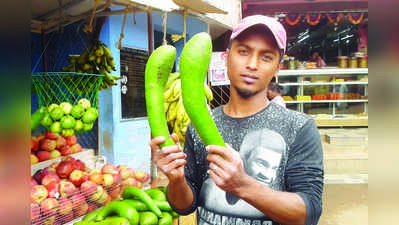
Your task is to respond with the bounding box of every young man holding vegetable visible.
[150,15,324,225]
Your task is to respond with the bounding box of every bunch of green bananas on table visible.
[62,41,120,90]
[163,72,213,147]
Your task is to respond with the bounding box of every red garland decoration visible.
[326,13,343,25]
[306,14,321,26]
[285,14,301,26]
[348,12,364,25]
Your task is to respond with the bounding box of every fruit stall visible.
[31,0,238,225]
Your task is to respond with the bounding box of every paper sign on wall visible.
[208,52,230,86]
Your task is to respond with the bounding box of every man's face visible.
[246,146,282,184]
[226,31,281,99]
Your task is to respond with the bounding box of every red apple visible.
[136,181,144,189]
[96,191,109,205]
[42,167,57,176]
[40,198,59,215]
[89,185,105,202]
[69,193,85,208]
[57,197,72,215]
[112,173,121,186]
[55,136,67,149]
[59,180,77,197]
[33,169,44,184]
[56,161,74,178]
[105,195,112,205]
[101,163,118,175]
[62,211,74,223]
[49,150,61,159]
[41,174,60,186]
[60,148,72,156]
[31,203,40,221]
[36,150,51,162]
[87,203,98,213]
[37,134,46,142]
[70,143,82,154]
[102,174,114,188]
[31,137,39,151]
[89,169,101,175]
[45,181,60,198]
[69,170,88,187]
[117,165,128,171]
[31,185,48,204]
[80,180,97,197]
[120,168,135,180]
[109,186,121,200]
[31,177,38,188]
[48,162,59,170]
[46,131,59,140]
[65,136,77,146]
[74,201,88,217]
[135,170,149,183]
[40,139,57,152]
[122,177,138,188]
[90,173,103,185]
[31,154,39,164]
[72,159,86,171]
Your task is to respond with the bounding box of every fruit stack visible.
[62,41,120,90]
[31,158,149,225]
[163,72,213,146]
[40,98,98,137]
[31,132,82,165]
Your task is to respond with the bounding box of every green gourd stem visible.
[180,32,225,147]
[145,45,177,148]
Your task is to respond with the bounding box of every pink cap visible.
[231,15,287,54]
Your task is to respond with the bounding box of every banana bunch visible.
[164,72,213,147]
[62,41,120,90]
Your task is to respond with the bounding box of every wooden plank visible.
[31,149,95,175]
[179,212,197,225]
[315,118,368,127]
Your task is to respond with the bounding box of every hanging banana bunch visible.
[163,72,213,147]
[62,41,120,90]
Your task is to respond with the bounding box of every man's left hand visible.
[206,144,249,195]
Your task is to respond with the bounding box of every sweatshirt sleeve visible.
[285,119,324,225]
[167,125,202,215]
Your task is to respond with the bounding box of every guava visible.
[41,113,53,128]
[50,122,61,134]
[71,105,84,119]
[74,120,83,132]
[48,104,59,112]
[78,98,91,109]
[49,107,64,121]
[82,110,98,123]
[61,129,75,137]
[60,115,76,129]
[60,102,73,114]
[83,123,94,132]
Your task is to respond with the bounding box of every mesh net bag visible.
[32,72,104,108]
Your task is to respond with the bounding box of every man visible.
[150,15,324,225]
[309,51,326,68]
[267,82,286,108]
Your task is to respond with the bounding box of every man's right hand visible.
[150,133,186,183]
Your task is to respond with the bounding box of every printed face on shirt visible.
[240,129,285,186]
[246,146,282,184]
[226,25,281,99]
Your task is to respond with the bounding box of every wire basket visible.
[31,72,104,108]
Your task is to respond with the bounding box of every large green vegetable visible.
[75,216,129,225]
[95,200,139,225]
[180,32,225,147]
[122,186,162,217]
[31,107,46,131]
[158,212,173,225]
[123,199,172,211]
[139,211,158,225]
[145,45,177,147]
